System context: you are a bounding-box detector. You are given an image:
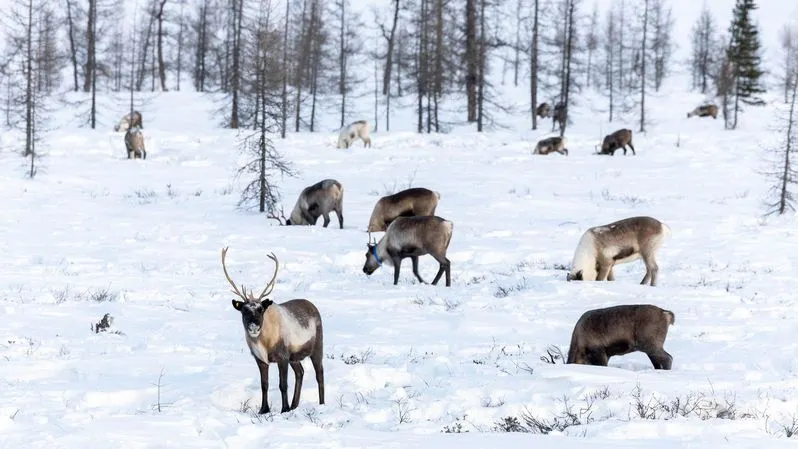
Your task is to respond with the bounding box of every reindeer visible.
[337,120,372,149]
[284,179,344,229]
[566,216,670,286]
[363,216,454,287]
[599,129,636,156]
[687,104,718,119]
[533,136,568,155]
[124,127,147,159]
[222,247,324,414]
[566,304,675,370]
[367,187,440,232]
[536,102,552,119]
[114,110,143,132]
[551,102,566,132]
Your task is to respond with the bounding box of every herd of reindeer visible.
[110,100,719,415]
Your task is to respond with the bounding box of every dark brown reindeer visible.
[566,304,675,370]
[567,216,670,286]
[599,129,636,156]
[114,110,143,132]
[536,102,552,119]
[223,247,325,414]
[367,187,440,232]
[363,216,454,287]
[551,102,566,132]
[284,179,344,229]
[124,127,146,159]
[686,104,718,119]
[533,136,568,155]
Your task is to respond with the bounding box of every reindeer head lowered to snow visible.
[221,247,325,414]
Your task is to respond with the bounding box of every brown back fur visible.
[367,187,440,232]
[566,304,674,370]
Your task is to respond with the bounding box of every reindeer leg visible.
[596,259,612,281]
[256,359,270,414]
[322,212,331,228]
[607,265,616,281]
[587,348,609,366]
[640,253,659,286]
[645,348,673,370]
[431,255,451,286]
[628,142,636,155]
[392,255,403,285]
[289,361,304,410]
[277,361,290,413]
[310,348,325,405]
[336,208,343,229]
[410,256,426,284]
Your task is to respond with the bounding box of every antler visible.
[267,206,287,226]
[221,247,249,301]
[252,252,280,301]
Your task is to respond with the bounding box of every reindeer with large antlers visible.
[222,247,325,414]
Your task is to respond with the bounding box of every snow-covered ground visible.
[4,77,798,449]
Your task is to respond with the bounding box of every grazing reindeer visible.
[124,127,147,159]
[551,102,566,132]
[367,187,440,232]
[599,129,636,156]
[686,104,718,119]
[285,179,344,229]
[222,247,324,414]
[536,102,552,119]
[363,216,454,287]
[566,216,670,286]
[114,110,143,132]
[566,304,675,370]
[533,136,568,155]
[337,120,372,148]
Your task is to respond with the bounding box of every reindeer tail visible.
[662,222,672,237]
[435,191,441,200]
[663,310,675,326]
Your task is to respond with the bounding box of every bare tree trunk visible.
[513,0,521,86]
[24,0,34,158]
[280,0,289,138]
[156,0,168,91]
[433,0,442,131]
[777,81,798,214]
[383,0,400,95]
[530,0,538,129]
[84,0,96,93]
[66,0,79,92]
[476,0,485,132]
[639,0,648,133]
[559,0,574,138]
[176,0,185,90]
[230,0,244,128]
[465,0,477,122]
[339,0,346,128]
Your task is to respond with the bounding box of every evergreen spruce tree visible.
[727,0,766,129]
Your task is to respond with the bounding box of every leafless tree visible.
[690,6,718,93]
[779,24,798,103]
[649,0,673,91]
[765,80,798,215]
[529,0,539,129]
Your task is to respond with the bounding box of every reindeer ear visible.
[260,299,273,310]
[232,300,245,310]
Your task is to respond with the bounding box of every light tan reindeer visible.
[363,216,454,287]
[285,179,344,229]
[566,216,670,286]
[114,110,143,132]
[337,120,372,148]
[124,127,146,159]
[686,104,718,119]
[222,247,325,414]
[367,187,440,232]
